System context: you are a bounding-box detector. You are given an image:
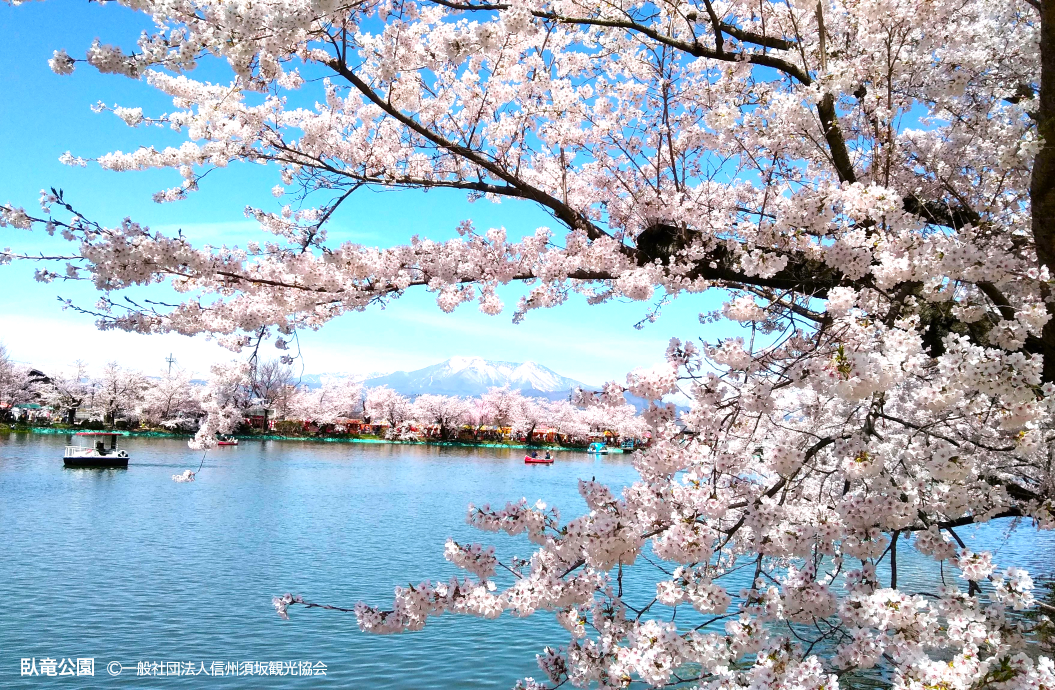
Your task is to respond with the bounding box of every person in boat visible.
[544,451,552,460]
[530,450,538,458]
[95,440,106,455]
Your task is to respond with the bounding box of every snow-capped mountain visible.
[362,356,592,400]
[296,371,390,389]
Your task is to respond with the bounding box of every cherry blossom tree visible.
[36,360,93,425]
[92,361,148,427]
[582,401,649,442]
[480,387,527,430]
[139,366,204,430]
[190,360,253,449]
[0,344,37,420]
[463,397,496,440]
[289,376,365,425]
[365,386,412,429]
[512,396,551,444]
[250,358,296,424]
[3,0,1055,687]
[546,399,591,444]
[411,393,468,439]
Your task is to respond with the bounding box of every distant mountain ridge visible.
[296,371,388,389]
[361,356,592,401]
[301,357,661,411]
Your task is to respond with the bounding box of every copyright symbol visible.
[107,661,122,676]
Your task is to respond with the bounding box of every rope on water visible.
[173,449,208,482]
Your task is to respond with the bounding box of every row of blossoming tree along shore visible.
[0,346,647,445]
[4,0,1055,686]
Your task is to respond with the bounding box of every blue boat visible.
[587,442,609,454]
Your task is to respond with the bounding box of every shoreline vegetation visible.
[0,351,648,452]
[0,422,599,452]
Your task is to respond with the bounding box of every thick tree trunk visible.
[1032,0,1055,383]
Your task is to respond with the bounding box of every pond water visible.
[2,433,1054,688]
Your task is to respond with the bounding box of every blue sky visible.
[0,2,731,385]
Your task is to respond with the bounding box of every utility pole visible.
[165,353,176,376]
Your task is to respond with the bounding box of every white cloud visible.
[1,314,233,377]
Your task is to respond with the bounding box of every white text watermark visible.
[21,658,327,677]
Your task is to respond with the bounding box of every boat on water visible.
[217,437,239,446]
[63,432,129,468]
[524,455,554,464]
[587,442,609,454]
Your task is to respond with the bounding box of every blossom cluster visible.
[3,0,1055,686]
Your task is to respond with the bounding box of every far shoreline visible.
[0,423,612,453]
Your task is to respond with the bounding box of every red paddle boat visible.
[524,454,554,464]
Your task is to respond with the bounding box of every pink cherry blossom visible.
[3,0,1055,686]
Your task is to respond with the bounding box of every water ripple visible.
[3,434,1053,688]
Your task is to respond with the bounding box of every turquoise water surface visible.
[3,433,1054,688]
[1,434,641,688]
